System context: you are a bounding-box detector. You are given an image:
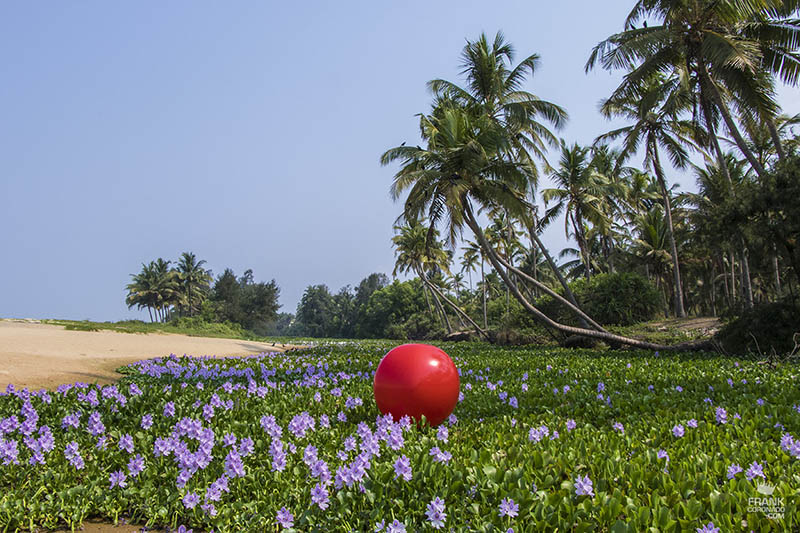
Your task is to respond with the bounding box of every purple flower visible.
[223,433,237,448]
[672,425,685,438]
[387,520,406,533]
[429,446,452,464]
[612,422,624,434]
[163,402,176,418]
[745,461,765,481]
[61,413,80,430]
[658,449,669,462]
[276,507,293,529]
[128,454,145,477]
[311,482,329,510]
[87,412,105,436]
[687,419,698,428]
[393,455,412,481]
[119,434,134,454]
[715,407,728,425]
[182,491,200,509]
[436,425,449,443]
[224,449,246,478]
[597,382,605,392]
[141,414,153,430]
[499,497,519,518]
[574,475,594,497]
[566,419,576,432]
[696,523,720,533]
[425,497,446,529]
[727,463,742,479]
[109,470,127,489]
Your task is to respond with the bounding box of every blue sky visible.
[1,1,798,321]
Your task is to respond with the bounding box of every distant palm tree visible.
[392,220,487,338]
[176,252,212,317]
[542,142,610,280]
[125,259,180,322]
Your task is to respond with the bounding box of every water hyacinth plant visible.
[0,341,798,531]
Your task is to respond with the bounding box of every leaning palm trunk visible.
[464,205,709,351]
[490,252,607,333]
[421,276,489,340]
[526,225,588,327]
[652,142,686,317]
[766,119,787,162]
[422,274,452,334]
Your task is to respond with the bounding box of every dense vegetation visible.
[1,342,798,531]
[125,252,281,337]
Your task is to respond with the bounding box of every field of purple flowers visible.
[1,342,799,532]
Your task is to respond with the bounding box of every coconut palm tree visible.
[428,31,568,180]
[392,219,488,338]
[597,74,697,316]
[176,252,213,317]
[383,96,704,349]
[542,142,611,280]
[587,0,800,179]
[461,240,488,328]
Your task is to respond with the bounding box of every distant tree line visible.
[125,252,281,334]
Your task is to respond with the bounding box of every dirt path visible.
[0,320,303,391]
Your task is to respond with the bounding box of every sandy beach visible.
[0,320,301,391]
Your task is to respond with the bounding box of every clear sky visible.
[2,1,798,321]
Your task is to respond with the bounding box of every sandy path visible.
[0,320,301,391]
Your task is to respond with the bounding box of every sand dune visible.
[0,320,300,391]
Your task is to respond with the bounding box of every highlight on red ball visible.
[372,343,460,427]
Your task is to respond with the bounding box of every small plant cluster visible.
[1,342,799,531]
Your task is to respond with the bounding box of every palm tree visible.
[587,0,800,179]
[125,259,180,322]
[392,219,487,338]
[176,252,212,317]
[428,31,568,179]
[597,75,696,316]
[462,240,488,328]
[384,97,697,349]
[542,142,611,280]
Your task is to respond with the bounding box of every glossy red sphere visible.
[373,343,459,427]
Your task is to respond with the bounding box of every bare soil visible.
[0,320,302,391]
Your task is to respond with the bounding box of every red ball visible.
[373,343,459,427]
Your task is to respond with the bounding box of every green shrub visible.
[536,272,661,326]
[716,301,800,356]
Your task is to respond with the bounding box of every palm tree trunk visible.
[148,307,154,323]
[739,247,753,309]
[463,204,709,351]
[422,277,489,340]
[527,226,585,322]
[766,118,787,162]
[773,245,782,299]
[481,257,487,329]
[423,275,452,334]
[711,262,717,317]
[573,213,591,280]
[740,242,754,309]
[652,141,686,317]
[491,252,608,333]
[729,250,737,307]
